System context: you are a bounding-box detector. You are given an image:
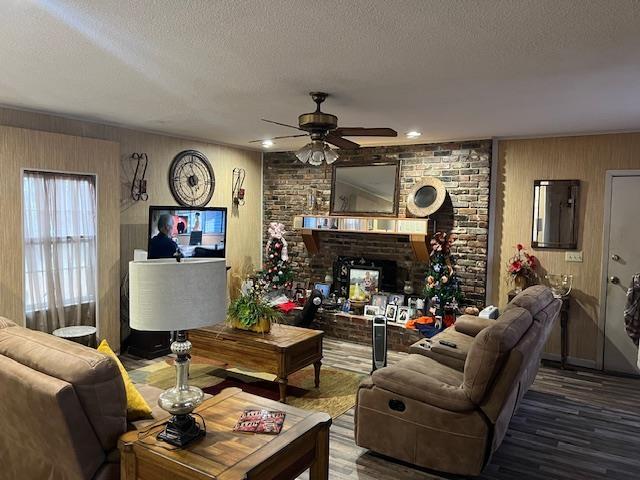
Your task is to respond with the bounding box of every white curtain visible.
[23,171,97,333]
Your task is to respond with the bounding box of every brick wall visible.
[263,140,492,306]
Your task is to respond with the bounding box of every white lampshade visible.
[129,258,227,331]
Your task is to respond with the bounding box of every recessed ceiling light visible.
[261,139,274,148]
[406,131,422,139]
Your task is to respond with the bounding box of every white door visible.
[603,174,640,375]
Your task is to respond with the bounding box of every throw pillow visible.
[97,339,152,421]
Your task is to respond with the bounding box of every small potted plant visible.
[507,244,537,292]
[227,277,282,333]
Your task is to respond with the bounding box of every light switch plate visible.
[565,251,583,262]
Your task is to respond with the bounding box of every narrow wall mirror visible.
[532,179,579,249]
[330,162,400,216]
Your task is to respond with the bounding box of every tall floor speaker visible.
[372,315,387,372]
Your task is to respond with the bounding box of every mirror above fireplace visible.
[330,161,400,216]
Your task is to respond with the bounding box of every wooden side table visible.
[190,324,324,403]
[508,290,570,368]
[119,388,331,480]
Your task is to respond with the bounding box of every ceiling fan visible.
[250,92,397,165]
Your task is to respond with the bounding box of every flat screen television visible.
[147,206,227,259]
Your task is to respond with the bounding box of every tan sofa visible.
[0,317,128,480]
[354,286,561,476]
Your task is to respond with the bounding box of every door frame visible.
[597,169,640,370]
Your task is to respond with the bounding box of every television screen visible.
[147,206,227,259]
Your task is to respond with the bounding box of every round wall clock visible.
[168,150,215,207]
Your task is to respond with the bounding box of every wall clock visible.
[168,150,215,207]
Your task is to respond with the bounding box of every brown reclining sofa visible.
[355,285,561,476]
[0,317,131,480]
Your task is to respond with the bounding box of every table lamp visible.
[129,257,227,447]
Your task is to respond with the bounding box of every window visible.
[22,171,97,324]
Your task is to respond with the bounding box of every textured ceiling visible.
[1,0,640,151]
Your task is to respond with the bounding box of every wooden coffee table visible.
[190,324,324,403]
[119,387,332,480]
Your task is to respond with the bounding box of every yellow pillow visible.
[97,339,152,421]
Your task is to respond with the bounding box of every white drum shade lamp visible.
[129,257,227,446]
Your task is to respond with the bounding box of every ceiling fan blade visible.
[325,133,360,149]
[261,118,304,131]
[333,127,398,137]
[248,134,308,143]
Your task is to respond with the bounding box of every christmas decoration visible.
[260,222,293,291]
[423,232,463,318]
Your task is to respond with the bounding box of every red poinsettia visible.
[507,244,537,281]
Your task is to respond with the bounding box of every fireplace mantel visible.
[292,215,433,262]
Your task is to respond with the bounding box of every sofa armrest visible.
[454,315,494,337]
[371,367,474,412]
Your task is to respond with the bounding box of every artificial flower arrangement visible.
[507,243,537,290]
[227,275,282,333]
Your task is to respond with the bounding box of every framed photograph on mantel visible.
[385,304,398,323]
[363,305,380,318]
[348,266,382,301]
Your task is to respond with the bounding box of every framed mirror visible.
[532,179,580,249]
[330,161,400,216]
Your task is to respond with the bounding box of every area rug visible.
[128,358,366,419]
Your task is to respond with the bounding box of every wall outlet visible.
[565,251,583,262]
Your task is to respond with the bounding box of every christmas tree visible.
[260,222,293,291]
[423,232,463,315]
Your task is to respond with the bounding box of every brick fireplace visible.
[263,139,492,305]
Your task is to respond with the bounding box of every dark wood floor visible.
[124,338,640,479]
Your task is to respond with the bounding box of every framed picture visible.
[385,304,398,322]
[314,283,330,298]
[397,306,413,325]
[363,305,380,318]
[371,293,388,311]
[348,266,382,301]
[388,293,405,306]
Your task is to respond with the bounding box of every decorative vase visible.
[229,317,271,333]
[513,274,528,293]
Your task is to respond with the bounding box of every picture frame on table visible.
[397,306,413,325]
[314,283,331,298]
[293,281,309,291]
[371,293,388,311]
[388,293,405,306]
[348,266,382,301]
[385,304,398,322]
[363,305,380,318]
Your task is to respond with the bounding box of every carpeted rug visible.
[128,357,366,419]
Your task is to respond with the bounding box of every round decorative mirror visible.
[407,177,446,217]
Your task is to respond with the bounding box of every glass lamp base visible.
[158,385,204,415]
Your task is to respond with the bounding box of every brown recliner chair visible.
[354,286,561,476]
[0,317,127,480]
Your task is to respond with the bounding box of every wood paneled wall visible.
[0,107,263,350]
[493,133,640,365]
[0,125,120,346]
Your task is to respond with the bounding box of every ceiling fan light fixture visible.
[296,140,338,166]
[309,149,325,166]
[295,143,312,163]
[406,131,422,139]
[324,145,339,164]
[261,139,274,148]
